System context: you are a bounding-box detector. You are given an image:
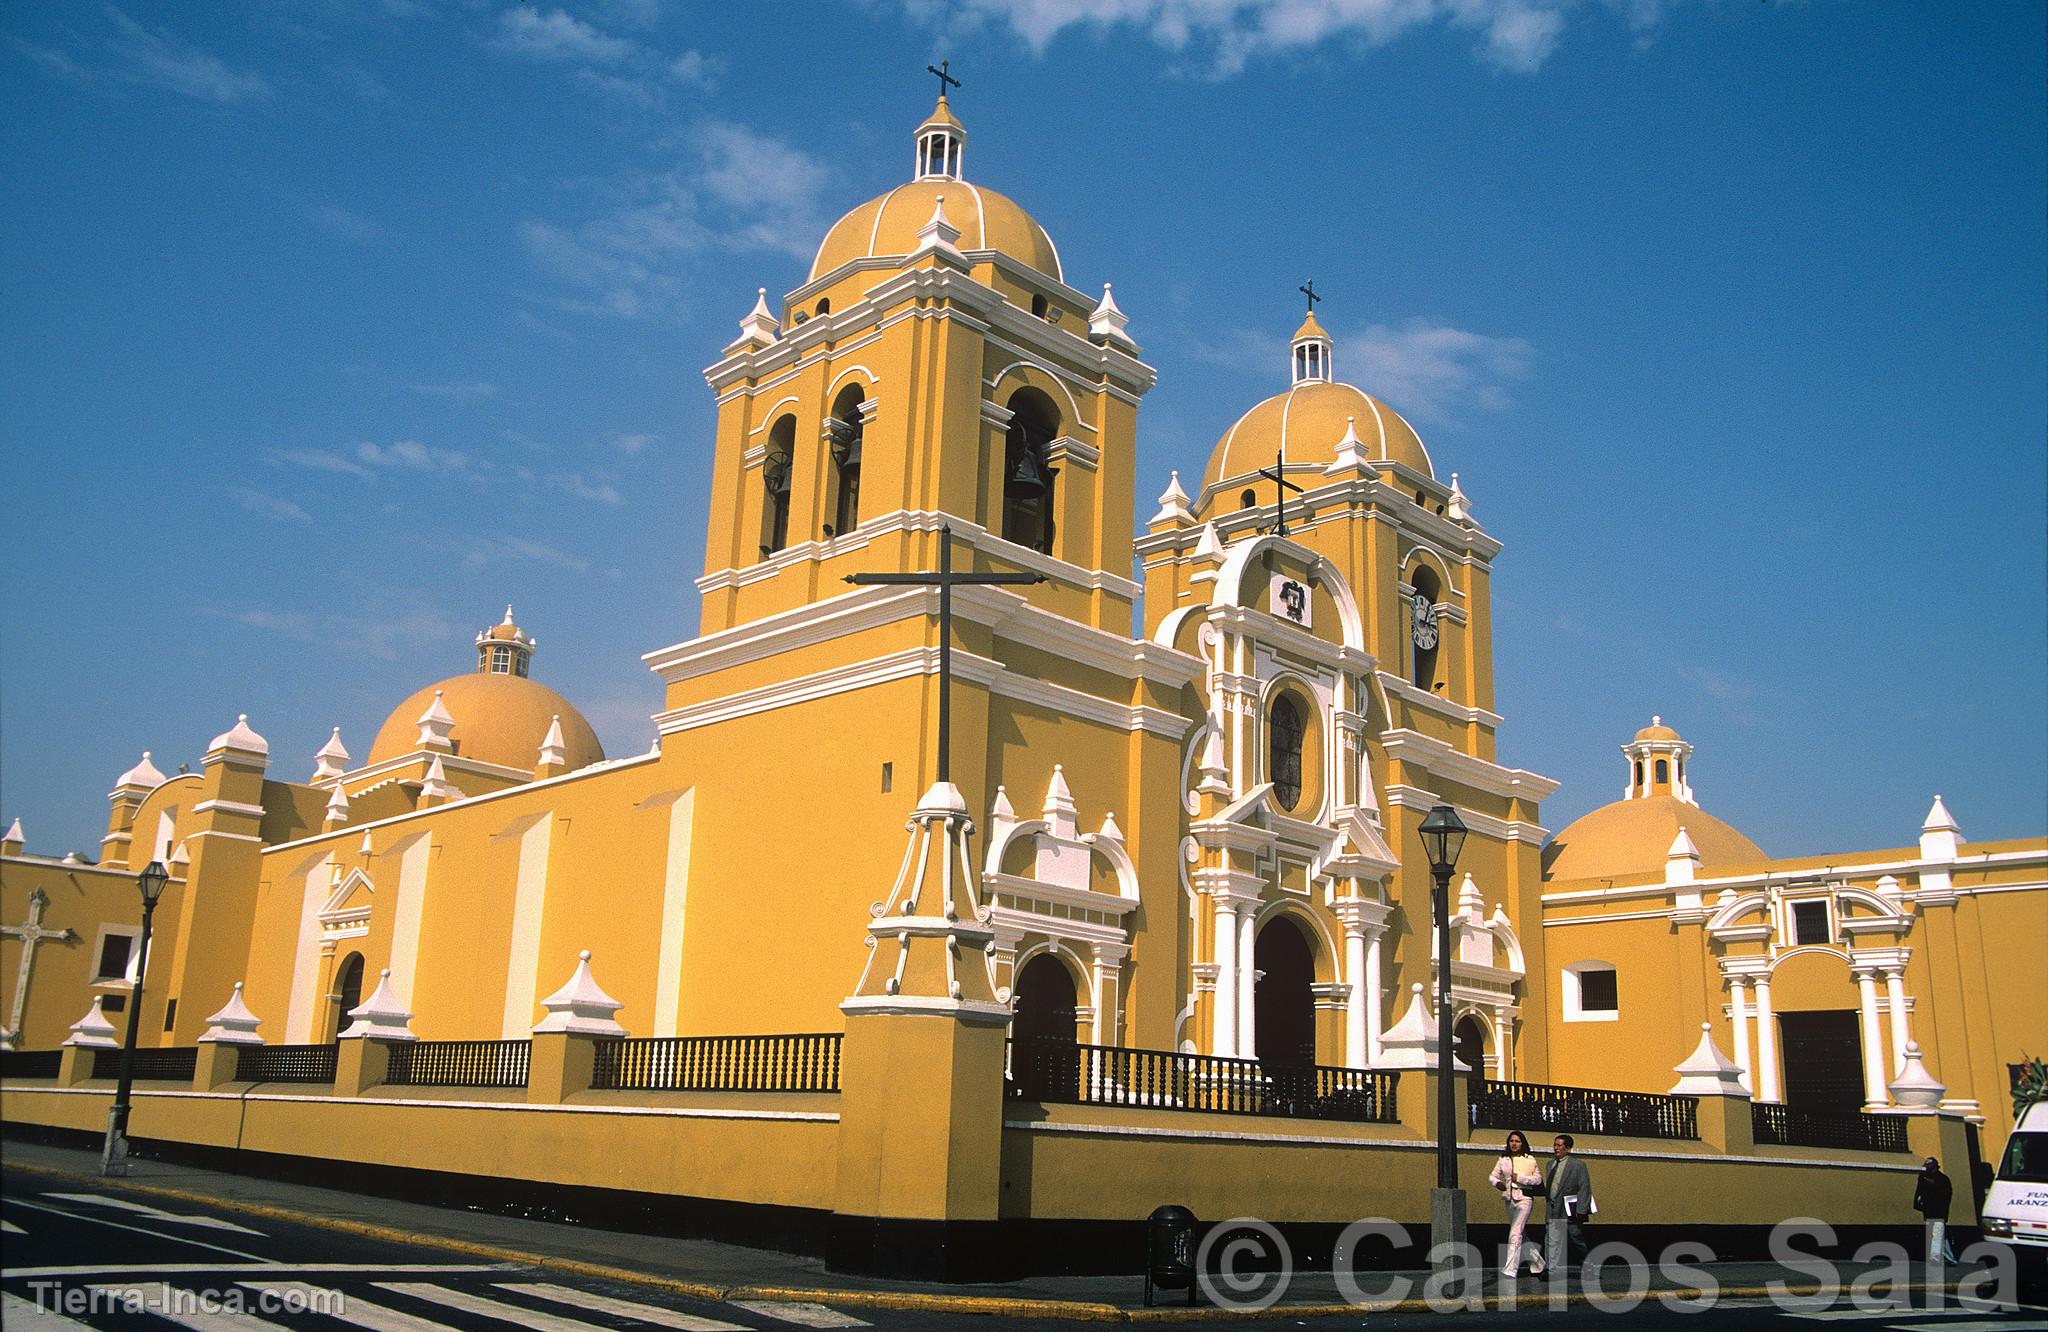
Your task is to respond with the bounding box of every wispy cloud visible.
[1190,318,1532,423]
[1678,664,1758,724]
[520,117,832,318]
[269,439,478,480]
[615,432,654,454]
[311,204,384,243]
[221,597,458,663]
[231,488,313,525]
[101,7,273,101]
[555,472,625,506]
[11,8,272,102]
[897,0,1687,76]
[460,535,591,572]
[409,380,500,401]
[490,7,633,63]
[667,49,716,90]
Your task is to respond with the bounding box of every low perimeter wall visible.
[1,1033,1962,1279]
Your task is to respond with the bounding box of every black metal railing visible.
[591,1033,842,1093]
[235,1043,339,1084]
[1006,1038,1399,1124]
[1752,1102,1908,1153]
[1470,1078,1699,1140]
[1,1049,64,1080]
[384,1039,530,1089]
[92,1047,199,1082]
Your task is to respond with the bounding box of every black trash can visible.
[1145,1205,1199,1306]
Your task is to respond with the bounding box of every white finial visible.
[503,604,516,625]
[1668,1022,1748,1096]
[338,969,415,1042]
[416,690,456,751]
[1327,414,1371,475]
[533,950,628,1036]
[313,727,351,782]
[1920,794,1961,862]
[1888,1040,1946,1108]
[1447,471,1472,523]
[2,817,22,847]
[1089,282,1136,351]
[1192,521,1225,564]
[731,287,780,350]
[116,751,168,791]
[199,981,265,1046]
[1041,765,1079,839]
[167,839,189,869]
[419,754,462,802]
[1151,471,1194,526]
[1096,810,1124,843]
[325,783,351,825]
[65,996,120,1048]
[208,714,269,759]
[538,714,568,770]
[914,194,964,261]
[990,785,1016,823]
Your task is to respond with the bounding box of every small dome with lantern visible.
[1543,718,1765,881]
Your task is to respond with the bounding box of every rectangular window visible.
[1791,900,1832,946]
[95,933,134,982]
[1578,968,1619,1013]
[162,998,178,1031]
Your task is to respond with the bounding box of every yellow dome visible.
[368,674,604,774]
[1542,796,1765,882]
[1200,381,1434,503]
[808,180,1063,284]
[1634,719,1682,743]
[1293,310,1330,342]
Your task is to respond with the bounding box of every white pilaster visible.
[1855,967,1889,1107]
[1343,925,1368,1069]
[1753,975,1781,1102]
[651,788,696,1038]
[1365,931,1385,1059]
[1213,896,1239,1057]
[1727,976,1754,1092]
[498,815,554,1039]
[1884,968,1911,1075]
[1237,908,1258,1061]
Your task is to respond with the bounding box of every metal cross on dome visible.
[845,525,1042,784]
[927,60,961,98]
[1258,446,1305,538]
[1299,278,1320,311]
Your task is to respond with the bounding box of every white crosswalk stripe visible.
[2,1218,25,1234]
[238,1283,457,1332]
[727,1301,872,1328]
[45,1192,265,1235]
[375,1282,622,1332]
[85,1284,290,1330]
[498,1282,749,1330]
[0,1291,93,1328]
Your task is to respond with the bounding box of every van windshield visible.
[1999,1131,2048,1184]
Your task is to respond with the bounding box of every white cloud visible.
[231,488,313,524]
[223,598,458,663]
[270,439,478,479]
[460,535,591,572]
[311,204,384,243]
[491,7,633,63]
[615,432,654,454]
[102,7,273,101]
[555,472,625,505]
[898,0,1689,75]
[409,380,500,401]
[667,49,716,89]
[520,119,831,318]
[270,447,374,479]
[1189,318,1532,423]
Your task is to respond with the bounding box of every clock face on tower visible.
[1411,590,1439,650]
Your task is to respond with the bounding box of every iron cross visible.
[1258,447,1306,537]
[927,61,961,98]
[2,889,75,1050]
[1299,279,1320,312]
[846,525,1042,784]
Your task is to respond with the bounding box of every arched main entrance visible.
[1254,917,1316,1068]
[1011,952,1080,1100]
[328,952,364,1042]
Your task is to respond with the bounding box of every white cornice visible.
[1377,729,1560,804]
[1377,675,1502,728]
[1382,786,1550,844]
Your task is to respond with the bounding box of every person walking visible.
[1488,1129,1548,1278]
[1914,1157,1956,1263]
[1543,1134,1595,1274]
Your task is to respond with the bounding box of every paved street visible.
[4,1158,2045,1328]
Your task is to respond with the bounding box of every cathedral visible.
[5,94,2043,1178]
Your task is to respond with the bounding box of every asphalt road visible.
[4,1166,2045,1329]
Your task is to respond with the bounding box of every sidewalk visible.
[0,1139,1982,1323]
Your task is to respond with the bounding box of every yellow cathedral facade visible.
[5,96,2045,1172]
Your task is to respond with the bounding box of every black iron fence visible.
[91,1047,199,1082]
[1,1049,63,1080]
[591,1033,841,1093]
[235,1043,339,1084]
[1006,1038,1399,1124]
[1752,1102,1908,1153]
[1470,1078,1699,1141]
[385,1039,530,1090]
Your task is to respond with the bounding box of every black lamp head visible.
[1417,803,1468,874]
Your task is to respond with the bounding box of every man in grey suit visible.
[1544,1134,1595,1274]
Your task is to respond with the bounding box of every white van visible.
[1982,1101,2048,1295]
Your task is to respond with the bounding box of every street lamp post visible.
[1417,803,1469,1270]
[101,859,170,1176]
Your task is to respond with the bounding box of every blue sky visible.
[3,1,2042,864]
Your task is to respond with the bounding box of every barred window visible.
[1269,693,1305,811]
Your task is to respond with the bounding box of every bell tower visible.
[693,96,1155,639]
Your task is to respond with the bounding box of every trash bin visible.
[1145,1204,1198,1307]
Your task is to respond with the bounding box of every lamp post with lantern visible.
[100,859,171,1176]
[1417,803,1469,1266]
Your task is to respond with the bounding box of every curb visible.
[5,1163,1973,1323]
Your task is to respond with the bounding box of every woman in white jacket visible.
[1488,1129,1547,1277]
